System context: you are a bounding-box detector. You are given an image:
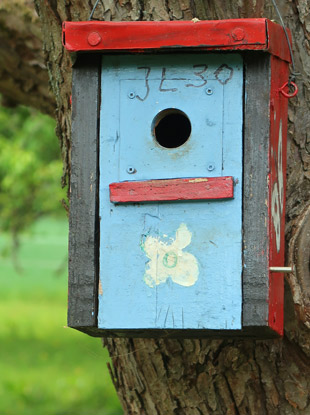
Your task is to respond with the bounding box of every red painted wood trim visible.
[62,19,267,52]
[266,20,291,63]
[109,177,234,203]
[63,19,291,62]
[267,56,289,336]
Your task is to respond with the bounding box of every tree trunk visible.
[31,0,310,413]
[0,0,54,114]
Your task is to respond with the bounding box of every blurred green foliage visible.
[0,217,122,415]
[0,104,122,414]
[0,104,66,237]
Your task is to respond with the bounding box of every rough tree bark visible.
[0,0,54,114]
[2,0,310,413]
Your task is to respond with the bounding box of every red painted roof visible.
[63,19,291,62]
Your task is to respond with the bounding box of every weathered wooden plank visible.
[80,326,278,339]
[267,56,289,334]
[110,176,234,203]
[242,53,270,327]
[68,55,100,329]
[63,20,268,52]
[63,20,291,62]
[98,53,243,332]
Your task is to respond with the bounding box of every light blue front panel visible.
[99,54,243,330]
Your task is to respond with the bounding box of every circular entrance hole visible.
[152,109,191,149]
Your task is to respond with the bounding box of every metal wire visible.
[89,0,102,21]
[271,0,300,83]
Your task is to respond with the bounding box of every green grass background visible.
[0,217,122,415]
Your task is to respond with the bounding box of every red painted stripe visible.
[109,177,234,203]
[63,19,269,52]
[267,56,289,336]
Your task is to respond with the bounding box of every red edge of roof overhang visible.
[62,19,291,62]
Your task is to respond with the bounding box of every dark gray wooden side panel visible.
[68,55,101,328]
[243,53,271,327]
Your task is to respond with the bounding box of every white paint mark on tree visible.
[142,223,199,287]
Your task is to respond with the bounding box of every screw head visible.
[207,163,215,171]
[232,28,245,42]
[205,88,213,95]
[126,166,136,174]
[128,92,136,99]
[87,32,102,46]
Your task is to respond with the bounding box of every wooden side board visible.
[267,55,289,334]
[68,55,101,329]
[242,53,271,328]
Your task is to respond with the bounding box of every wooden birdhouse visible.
[63,18,295,337]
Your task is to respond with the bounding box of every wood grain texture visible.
[267,56,289,334]
[110,176,234,203]
[63,19,291,62]
[63,19,268,52]
[242,53,270,328]
[98,53,243,332]
[68,55,100,329]
[83,327,278,338]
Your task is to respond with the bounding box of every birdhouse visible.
[63,18,295,338]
